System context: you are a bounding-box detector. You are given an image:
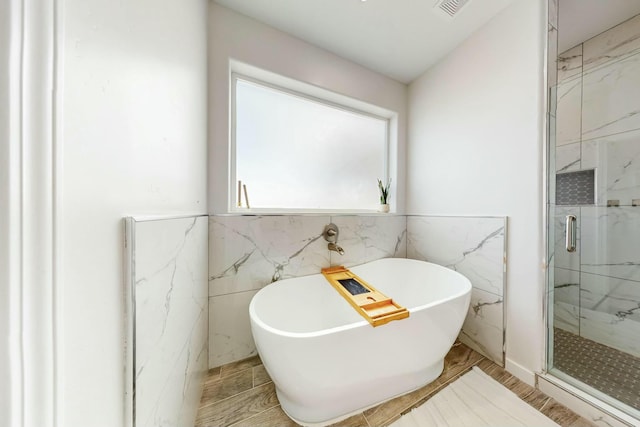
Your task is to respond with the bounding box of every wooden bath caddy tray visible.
[321,266,409,327]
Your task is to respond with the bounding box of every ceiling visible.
[213,0,514,84]
[214,0,640,83]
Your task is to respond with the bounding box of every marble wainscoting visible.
[331,215,407,267]
[208,215,330,368]
[208,214,407,368]
[124,216,209,427]
[407,216,507,365]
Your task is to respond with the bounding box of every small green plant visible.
[377,178,391,204]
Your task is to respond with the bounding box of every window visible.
[231,73,391,212]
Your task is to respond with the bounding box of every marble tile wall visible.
[407,216,507,366]
[208,214,505,369]
[582,14,640,73]
[556,16,640,207]
[547,0,558,122]
[555,73,582,147]
[582,49,640,141]
[552,13,640,357]
[208,214,407,368]
[557,44,581,83]
[125,216,209,427]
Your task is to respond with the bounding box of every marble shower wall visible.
[208,214,407,368]
[407,216,507,366]
[556,13,640,201]
[553,14,640,357]
[124,216,209,427]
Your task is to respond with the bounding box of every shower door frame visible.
[541,1,640,425]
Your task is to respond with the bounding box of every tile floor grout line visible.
[216,355,262,377]
[198,372,259,409]
[197,402,280,427]
[226,403,281,427]
[197,380,274,411]
[204,366,253,386]
[539,397,553,413]
[197,389,253,413]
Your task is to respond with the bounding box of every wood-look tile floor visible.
[195,343,596,427]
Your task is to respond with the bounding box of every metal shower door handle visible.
[565,215,577,252]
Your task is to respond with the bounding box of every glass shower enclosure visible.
[547,0,640,419]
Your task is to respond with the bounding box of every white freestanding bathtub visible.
[249,258,472,426]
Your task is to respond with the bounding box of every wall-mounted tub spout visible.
[323,223,345,255]
[328,242,345,256]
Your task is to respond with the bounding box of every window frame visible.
[229,69,394,214]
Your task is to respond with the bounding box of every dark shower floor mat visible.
[553,328,640,412]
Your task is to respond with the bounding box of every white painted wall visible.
[59,1,207,426]
[208,3,408,214]
[407,0,546,380]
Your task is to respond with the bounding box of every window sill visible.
[225,208,398,216]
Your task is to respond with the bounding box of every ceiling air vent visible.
[435,0,471,18]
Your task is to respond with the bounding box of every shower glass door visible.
[547,0,640,418]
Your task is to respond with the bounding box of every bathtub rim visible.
[249,258,471,339]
